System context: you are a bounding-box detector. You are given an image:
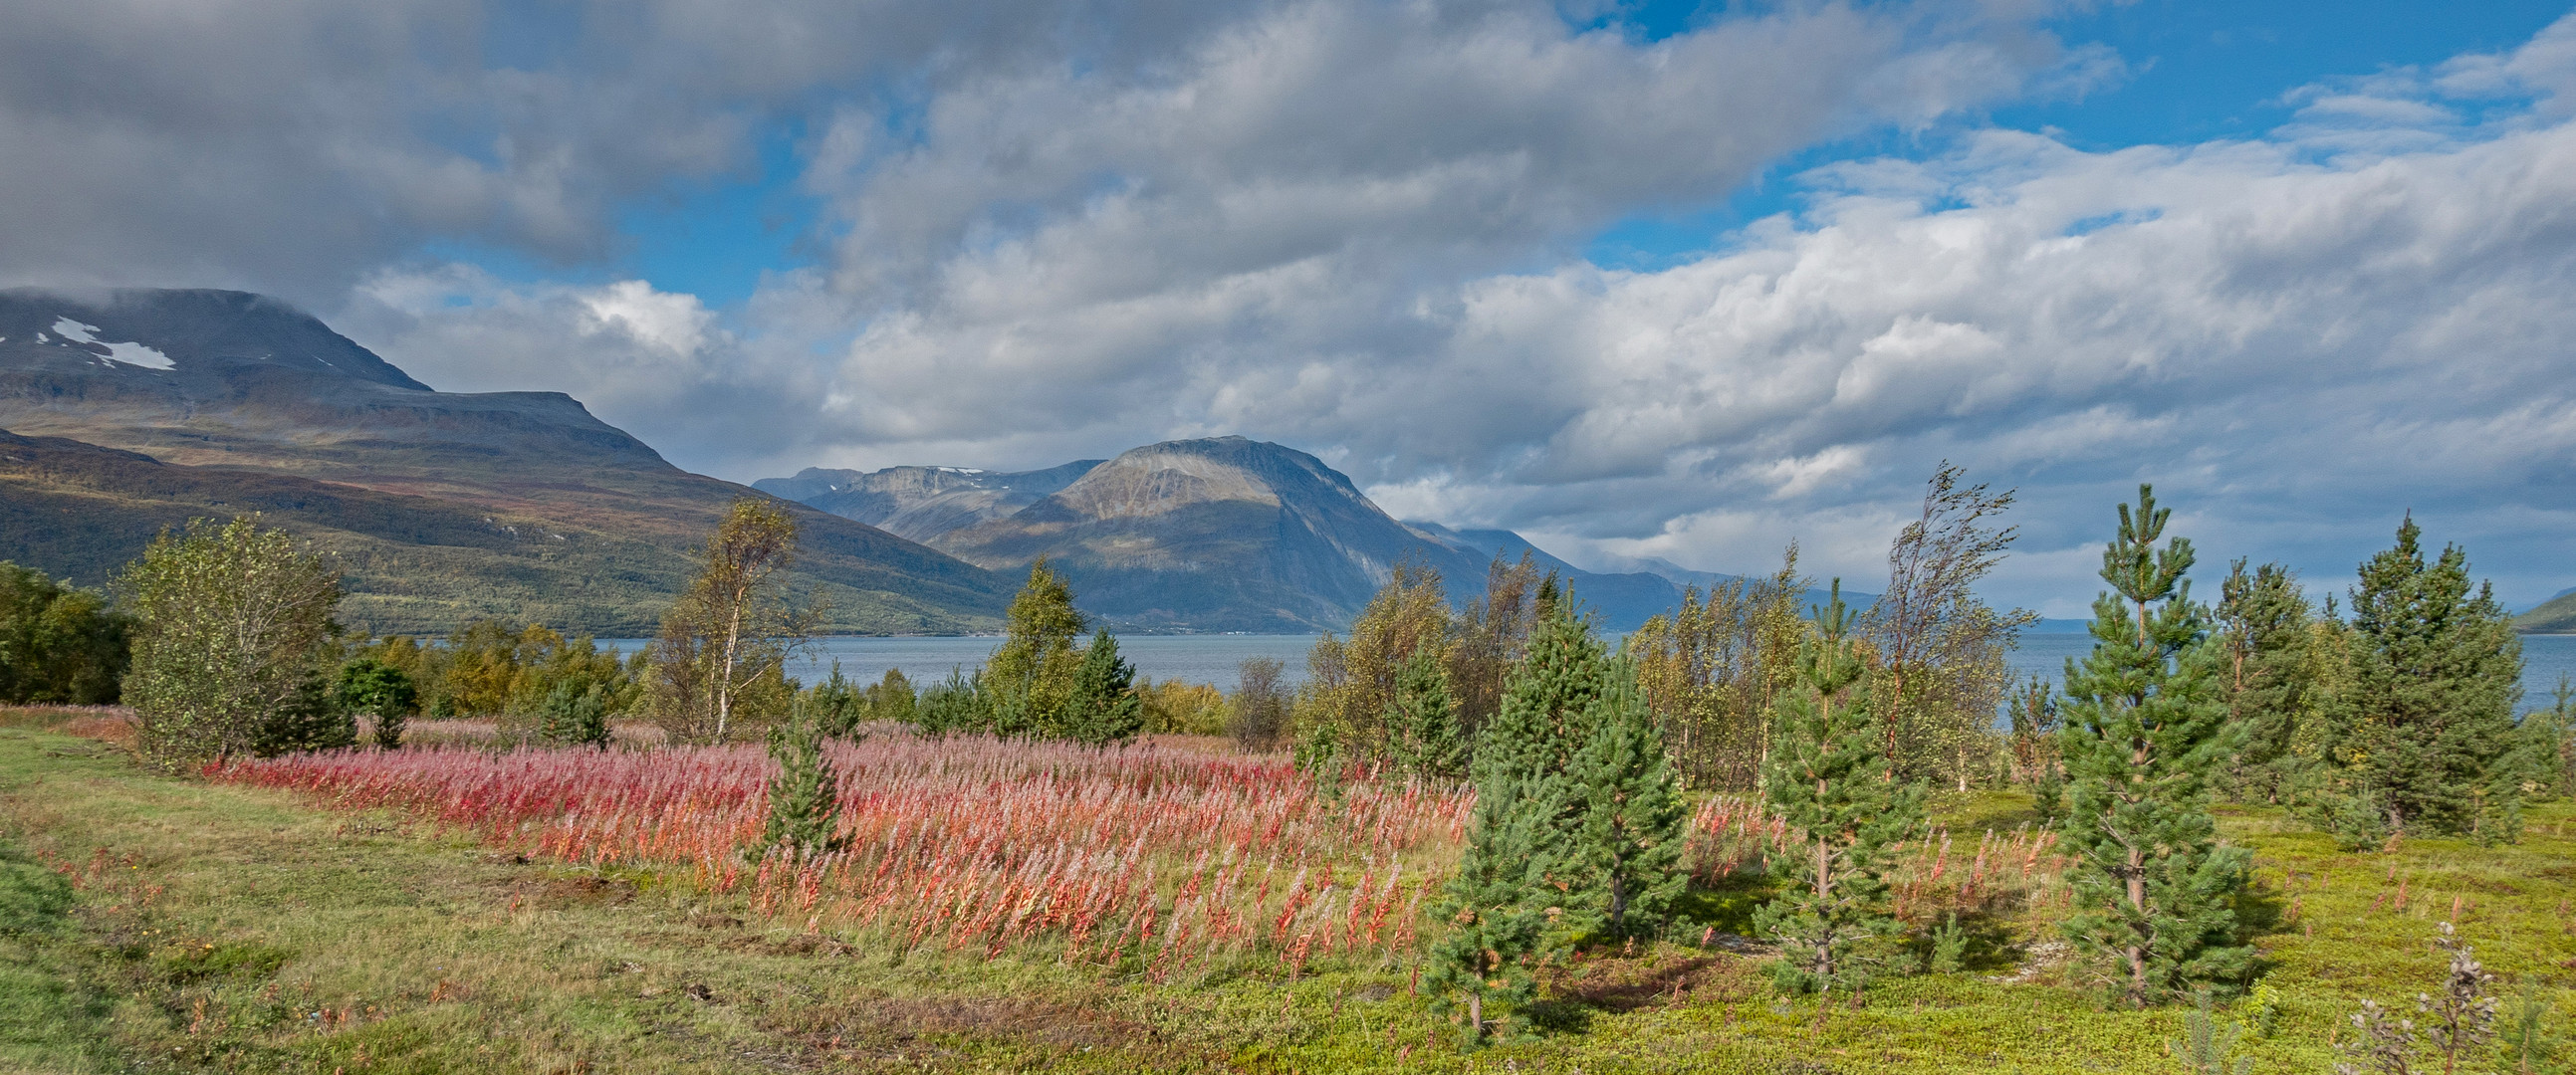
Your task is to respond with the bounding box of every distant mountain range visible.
[0,288,1012,636]
[759,436,1757,632]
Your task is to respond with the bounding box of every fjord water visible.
[614,632,2576,712]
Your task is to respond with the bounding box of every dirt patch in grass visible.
[522,875,637,909]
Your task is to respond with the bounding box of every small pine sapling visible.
[1423,772,1548,1049]
[1754,581,1923,995]
[2171,991,2255,1075]
[538,679,611,750]
[758,703,847,860]
[2055,486,2255,1006]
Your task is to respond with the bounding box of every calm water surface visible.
[2008,630,2576,714]
[610,631,2576,711]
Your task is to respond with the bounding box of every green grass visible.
[0,722,2569,1073]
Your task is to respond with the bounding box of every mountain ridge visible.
[0,288,1012,635]
[765,436,1698,632]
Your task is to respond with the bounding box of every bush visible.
[252,673,356,756]
[1229,657,1289,751]
[118,517,343,769]
[0,561,128,705]
[336,657,417,749]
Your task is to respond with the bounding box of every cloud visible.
[9,0,2573,612]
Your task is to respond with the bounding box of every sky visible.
[3,0,2573,617]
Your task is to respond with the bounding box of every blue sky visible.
[3,0,2572,615]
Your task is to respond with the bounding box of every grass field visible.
[1,707,2570,1074]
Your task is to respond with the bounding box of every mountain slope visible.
[0,288,1010,635]
[754,461,1103,543]
[895,436,1685,632]
[2517,589,2576,634]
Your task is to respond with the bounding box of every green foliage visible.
[536,678,611,749]
[2517,676,2576,802]
[0,561,128,705]
[117,516,345,769]
[1386,650,1468,782]
[334,656,416,749]
[984,558,1087,736]
[2329,517,2525,843]
[643,498,810,745]
[2055,486,2254,1007]
[1062,630,1143,745]
[251,672,356,757]
[805,662,867,738]
[1755,582,1923,994]
[2008,677,2066,824]
[865,668,916,728]
[2214,559,2320,803]
[1622,547,1810,794]
[1293,561,1454,767]
[759,703,846,860]
[1422,771,1548,1048]
[2169,991,2253,1075]
[1565,665,1687,939]
[913,667,992,735]
[2501,984,2568,1075]
[1928,913,1968,975]
[1136,678,1227,735]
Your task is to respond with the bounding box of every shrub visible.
[0,561,128,705]
[118,517,343,769]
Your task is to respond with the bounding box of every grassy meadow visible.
[2,706,2571,1075]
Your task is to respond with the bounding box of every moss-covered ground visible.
[1,713,2569,1074]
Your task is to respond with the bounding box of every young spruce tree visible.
[1473,597,1609,923]
[1755,581,1922,994]
[1567,664,1689,938]
[2214,559,2318,803]
[1063,629,1144,746]
[2333,517,2524,842]
[759,702,846,860]
[1388,650,1469,782]
[2055,486,2253,1006]
[1423,770,1548,1048]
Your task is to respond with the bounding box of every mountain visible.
[0,288,1011,636]
[768,436,1690,632]
[753,461,1103,543]
[2517,589,2576,634]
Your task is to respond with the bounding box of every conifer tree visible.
[760,703,846,859]
[1754,581,1922,994]
[2333,517,2524,841]
[537,678,611,749]
[2214,559,2319,802]
[1387,650,1468,781]
[1063,629,1143,745]
[1424,771,1548,1047]
[1567,665,1688,938]
[1473,598,1609,917]
[2055,486,2253,1006]
[807,662,867,738]
[985,558,1087,735]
